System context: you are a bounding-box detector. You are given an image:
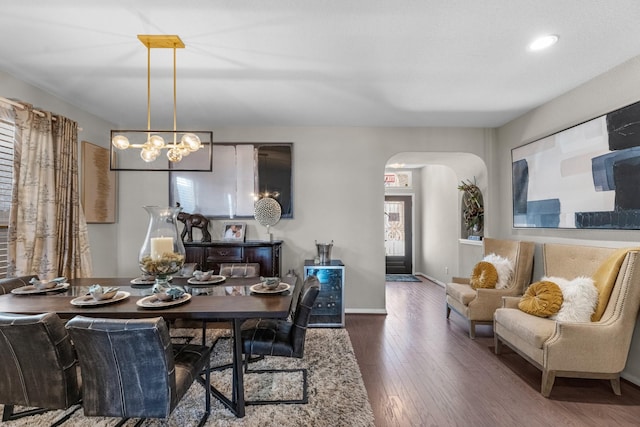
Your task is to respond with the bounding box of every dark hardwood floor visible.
[345,277,640,427]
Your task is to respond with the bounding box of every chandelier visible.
[110,35,212,169]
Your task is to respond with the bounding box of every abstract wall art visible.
[512,100,640,229]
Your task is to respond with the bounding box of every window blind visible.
[0,119,14,278]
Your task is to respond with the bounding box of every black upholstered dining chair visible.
[66,316,212,427]
[0,312,82,426]
[210,274,314,372]
[240,280,320,405]
[0,275,39,295]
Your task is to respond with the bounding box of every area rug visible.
[1,328,374,427]
[385,274,421,282]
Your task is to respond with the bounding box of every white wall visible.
[421,164,458,282]
[115,127,491,312]
[0,70,493,312]
[496,54,640,384]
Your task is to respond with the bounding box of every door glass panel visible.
[384,201,405,256]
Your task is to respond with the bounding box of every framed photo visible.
[512,99,640,229]
[82,141,117,223]
[222,222,246,241]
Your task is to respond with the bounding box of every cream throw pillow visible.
[545,276,598,322]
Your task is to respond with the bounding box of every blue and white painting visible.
[512,100,640,229]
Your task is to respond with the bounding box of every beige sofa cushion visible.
[494,308,556,349]
[446,282,477,305]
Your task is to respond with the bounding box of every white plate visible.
[187,276,226,286]
[136,293,192,309]
[70,291,130,306]
[249,282,291,295]
[130,276,173,285]
[11,283,70,295]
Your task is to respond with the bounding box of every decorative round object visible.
[518,280,564,317]
[470,261,498,289]
[254,197,282,227]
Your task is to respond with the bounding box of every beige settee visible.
[494,243,640,397]
[446,238,535,338]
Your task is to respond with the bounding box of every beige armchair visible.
[494,244,640,397]
[446,238,535,338]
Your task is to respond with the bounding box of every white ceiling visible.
[2,0,640,129]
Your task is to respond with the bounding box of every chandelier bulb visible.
[167,148,183,163]
[140,147,160,162]
[182,133,202,152]
[179,146,191,156]
[149,134,165,149]
[112,135,130,150]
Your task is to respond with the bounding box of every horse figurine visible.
[176,205,212,242]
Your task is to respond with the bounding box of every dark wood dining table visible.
[0,275,297,418]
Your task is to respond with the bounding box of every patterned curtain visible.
[53,116,92,278]
[8,104,92,279]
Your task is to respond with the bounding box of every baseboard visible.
[416,272,445,288]
[621,371,640,387]
[345,308,387,315]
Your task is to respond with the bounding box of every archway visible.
[385,152,488,284]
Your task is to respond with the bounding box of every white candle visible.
[150,237,173,259]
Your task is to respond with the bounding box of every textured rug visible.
[1,328,374,427]
[385,274,421,282]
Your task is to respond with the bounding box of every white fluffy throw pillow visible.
[545,276,599,322]
[482,253,513,290]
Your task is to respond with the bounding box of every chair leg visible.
[50,404,82,427]
[611,376,622,395]
[209,336,264,371]
[2,405,49,421]
[244,367,309,405]
[114,417,133,427]
[446,304,451,319]
[198,350,211,427]
[494,335,502,354]
[469,320,476,339]
[541,370,556,397]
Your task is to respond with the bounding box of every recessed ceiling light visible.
[529,34,559,51]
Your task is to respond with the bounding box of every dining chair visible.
[210,274,312,372]
[240,281,320,405]
[66,316,211,427]
[0,312,82,426]
[218,262,261,278]
[0,275,39,294]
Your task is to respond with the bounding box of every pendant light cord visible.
[173,44,177,145]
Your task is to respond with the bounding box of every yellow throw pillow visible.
[518,281,564,318]
[470,261,498,289]
[590,248,638,321]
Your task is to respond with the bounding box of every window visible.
[0,118,13,277]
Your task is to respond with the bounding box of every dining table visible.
[0,274,298,418]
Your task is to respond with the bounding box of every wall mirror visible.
[169,143,293,219]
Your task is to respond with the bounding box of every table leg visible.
[231,318,245,417]
[199,319,246,418]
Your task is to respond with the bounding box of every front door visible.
[384,195,413,274]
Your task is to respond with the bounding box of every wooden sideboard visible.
[184,240,283,277]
